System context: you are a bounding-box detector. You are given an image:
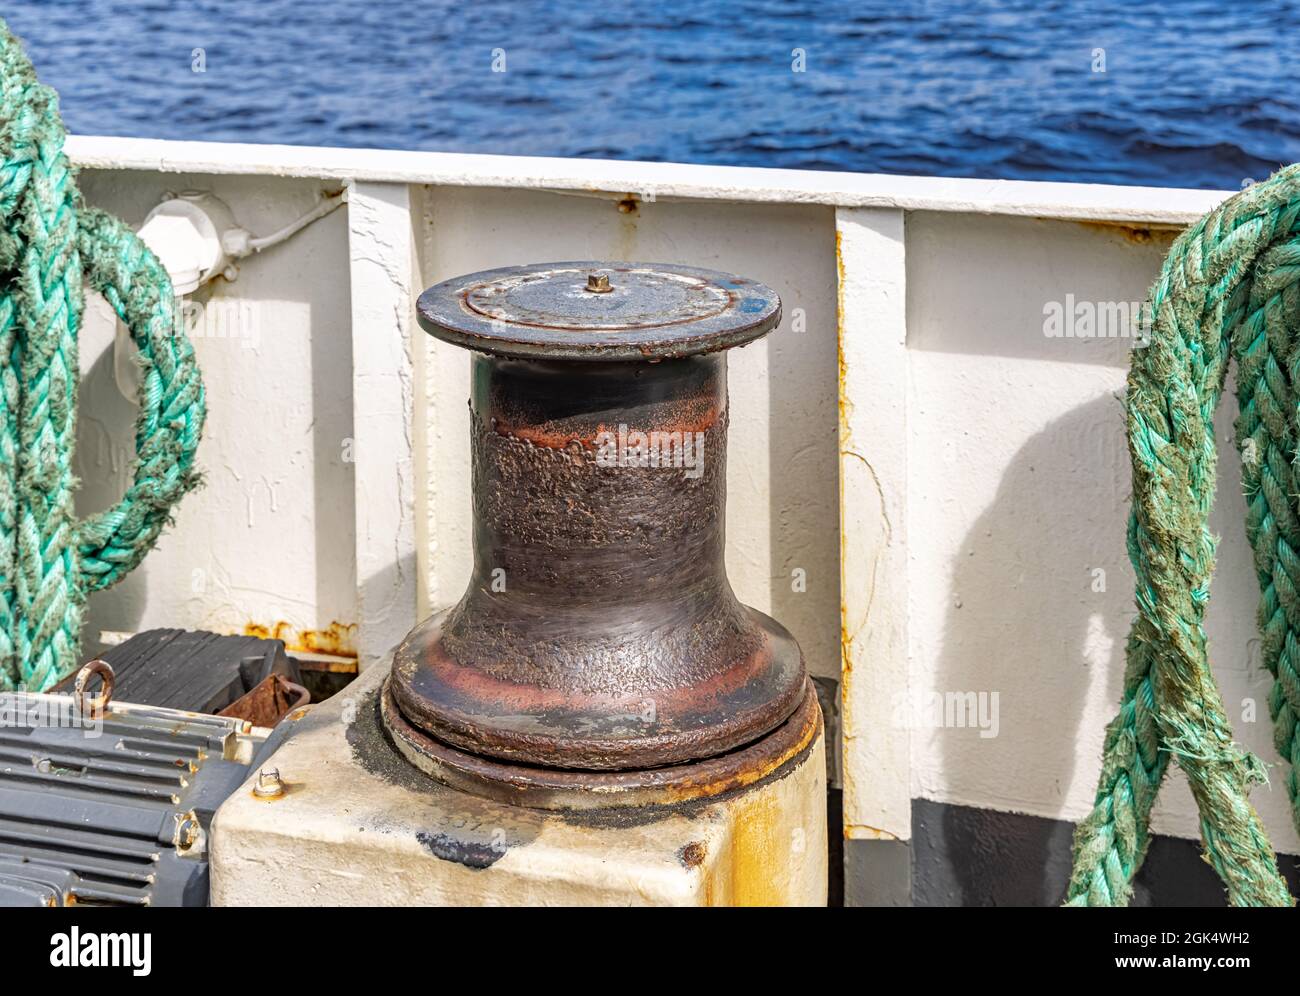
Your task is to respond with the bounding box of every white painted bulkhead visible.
[66,136,1294,862]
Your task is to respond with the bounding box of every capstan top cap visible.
[416,261,782,361]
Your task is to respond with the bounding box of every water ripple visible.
[7,0,1299,189]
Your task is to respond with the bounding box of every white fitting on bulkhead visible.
[115,187,347,401]
[135,191,241,295]
[114,192,243,401]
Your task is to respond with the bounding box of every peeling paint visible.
[242,620,358,658]
[415,830,506,870]
[844,823,901,841]
[1070,218,1182,245]
[678,841,707,869]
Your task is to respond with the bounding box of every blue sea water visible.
[6,0,1299,189]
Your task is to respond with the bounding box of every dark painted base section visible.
[845,838,911,907]
[905,798,1300,906]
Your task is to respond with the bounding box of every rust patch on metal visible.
[382,677,821,812]
[1070,219,1182,245]
[679,841,707,869]
[835,227,854,680]
[242,620,358,659]
[843,823,900,841]
[490,403,724,451]
[729,791,787,906]
[218,674,310,727]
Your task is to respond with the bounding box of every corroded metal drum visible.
[386,262,816,806]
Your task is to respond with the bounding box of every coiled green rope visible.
[0,22,204,692]
[1067,164,1300,907]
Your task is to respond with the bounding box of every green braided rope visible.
[0,22,205,691]
[1067,165,1300,907]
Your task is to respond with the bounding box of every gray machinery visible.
[0,631,307,906]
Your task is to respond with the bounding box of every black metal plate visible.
[417,261,782,361]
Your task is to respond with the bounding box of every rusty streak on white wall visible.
[837,207,911,842]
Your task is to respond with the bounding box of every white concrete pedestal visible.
[211,659,827,906]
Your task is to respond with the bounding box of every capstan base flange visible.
[380,676,821,812]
